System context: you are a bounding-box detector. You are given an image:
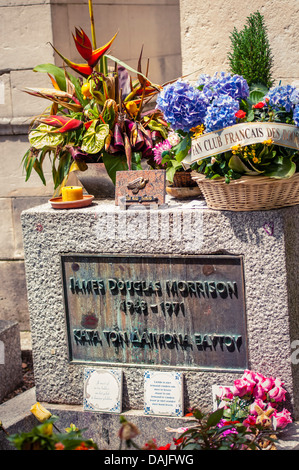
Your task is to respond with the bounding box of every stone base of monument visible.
[1,388,299,450]
[0,320,23,402]
[19,197,299,437]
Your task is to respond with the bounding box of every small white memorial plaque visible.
[144,370,183,417]
[83,368,122,413]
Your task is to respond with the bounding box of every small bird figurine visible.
[127,177,148,194]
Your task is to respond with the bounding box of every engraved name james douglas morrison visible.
[68,275,243,353]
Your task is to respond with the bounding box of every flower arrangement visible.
[216,370,292,430]
[21,1,168,195]
[171,407,272,450]
[1,374,293,451]
[5,403,98,450]
[154,72,299,184]
[169,369,292,451]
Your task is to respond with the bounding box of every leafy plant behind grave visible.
[227,11,274,90]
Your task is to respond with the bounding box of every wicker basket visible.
[191,172,299,211]
[173,171,197,187]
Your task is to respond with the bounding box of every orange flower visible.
[74,442,95,450]
[55,442,65,450]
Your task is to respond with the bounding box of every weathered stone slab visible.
[0,320,22,402]
[20,199,299,419]
[0,261,30,330]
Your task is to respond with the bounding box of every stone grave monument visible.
[18,197,299,447]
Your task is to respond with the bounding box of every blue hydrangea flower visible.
[293,106,299,126]
[264,85,297,112]
[200,72,249,102]
[156,80,209,132]
[204,95,240,132]
[196,74,212,88]
[290,88,299,106]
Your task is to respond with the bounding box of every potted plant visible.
[153,70,299,210]
[191,74,299,210]
[21,2,168,198]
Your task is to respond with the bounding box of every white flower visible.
[167,132,181,146]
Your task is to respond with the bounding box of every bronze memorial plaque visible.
[61,254,248,371]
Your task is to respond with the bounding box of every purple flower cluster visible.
[264,85,297,112]
[156,80,208,132]
[199,72,250,102]
[293,106,299,127]
[290,88,299,106]
[156,72,250,133]
[204,95,240,133]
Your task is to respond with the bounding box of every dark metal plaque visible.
[61,254,248,370]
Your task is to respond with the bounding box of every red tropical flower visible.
[253,101,266,109]
[158,443,172,450]
[38,115,83,133]
[73,28,118,68]
[235,109,246,119]
[51,29,118,78]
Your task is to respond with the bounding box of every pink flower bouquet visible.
[217,369,292,430]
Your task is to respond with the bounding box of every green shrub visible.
[228,11,274,89]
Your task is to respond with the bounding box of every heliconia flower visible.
[50,43,93,77]
[72,28,118,68]
[22,87,82,112]
[72,27,93,62]
[84,120,94,130]
[38,115,83,133]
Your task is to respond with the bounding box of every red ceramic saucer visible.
[49,195,94,209]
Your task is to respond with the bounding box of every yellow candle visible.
[61,186,83,201]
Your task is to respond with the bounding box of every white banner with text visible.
[182,122,299,166]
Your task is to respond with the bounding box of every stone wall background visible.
[0,0,181,336]
[179,0,299,85]
[1,0,298,338]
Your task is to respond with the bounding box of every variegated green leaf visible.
[29,124,64,149]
